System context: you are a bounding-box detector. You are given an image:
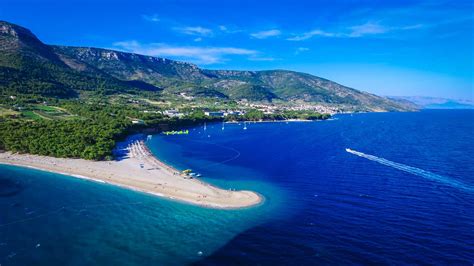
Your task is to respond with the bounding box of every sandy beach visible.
[0,139,262,209]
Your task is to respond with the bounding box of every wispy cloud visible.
[248,56,277,61]
[287,30,336,41]
[174,26,213,36]
[140,13,244,38]
[142,14,160,22]
[348,22,388,37]
[218,25,242,34]
[287,21,423,41]
[112,40,258,64]
[294,47,310,54]
[250,29,281,39]
[286,5,472,42]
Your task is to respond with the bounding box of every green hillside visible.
[0,21,415,111]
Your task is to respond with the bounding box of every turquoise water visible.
[1,110,473,265]
[0,165,272,265]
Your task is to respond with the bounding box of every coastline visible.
[224,119,314,123]
[0,138,262,209]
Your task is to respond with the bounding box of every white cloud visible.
[287,30,336,41]
[399,24,424,30]
[248,56,277,61]
[218,25,242,34]
[348,22,388,37]
[287,22,424,41]
[174,26,213,36]
[193,37,202,42]
[250,29,281,39]
[113,40,141,50]
[142,14,160,22]
[112,41,258,65]
[295,47,310,54]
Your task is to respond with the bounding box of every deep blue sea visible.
[1,110,473,265]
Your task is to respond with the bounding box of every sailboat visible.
[243,121,247,130]
[222,121,225,130]
[204,122,207,131]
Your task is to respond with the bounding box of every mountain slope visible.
[205,70,414,110]
[0,21,159,97]
[0,20,415,111]
[53,46,213,84]
[53,47,414,111]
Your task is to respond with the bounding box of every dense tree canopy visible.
[0,119,122,160]
[0,99,330,160]
[0,102,132,160]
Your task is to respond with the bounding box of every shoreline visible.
[0,138,262,209]
[224,119,315,123]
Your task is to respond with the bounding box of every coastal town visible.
[161,102,339,119]
[2,93,334,126]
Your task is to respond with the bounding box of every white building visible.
[164,110,184,118]
[204,111,225,117]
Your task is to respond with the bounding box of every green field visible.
[35,105,59,112]
[32,105,76,120]
[0,106,20,118]
[21,110,43,120]
[13,105,76,120]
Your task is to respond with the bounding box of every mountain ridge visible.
[0,20,415,112]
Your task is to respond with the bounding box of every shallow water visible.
[1,110,473,265]
[0,165,271,265]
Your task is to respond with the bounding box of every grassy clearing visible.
[0,106,20,117]
[35,105,59,112]
[21,110,43,120]
[32,110,54,120]
[142,98,170,106]
[31,105,77,120]
[1,104,80,121]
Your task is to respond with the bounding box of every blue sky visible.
[2,0,473,100]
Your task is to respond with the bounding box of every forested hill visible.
[0,20,415,112]
[0,21,160,97]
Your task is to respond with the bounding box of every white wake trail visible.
[346,148,474,192]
